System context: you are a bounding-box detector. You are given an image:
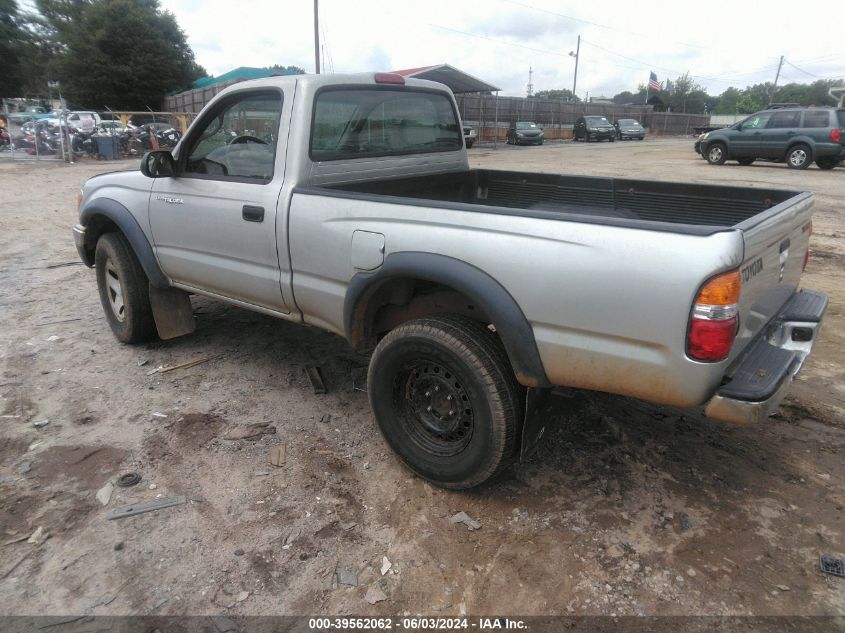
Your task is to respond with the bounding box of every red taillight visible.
[687,270,741,362]
[374,73,405,85]
[688,317,738,362]
[831,128,842,143]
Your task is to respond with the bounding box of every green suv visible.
[697,107,845,170]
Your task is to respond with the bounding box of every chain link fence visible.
[1,101,68,162]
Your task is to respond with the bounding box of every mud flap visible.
[148,286,195,340]
[520,387,551,461]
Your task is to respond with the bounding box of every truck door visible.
[149,88,292,313]
[759,110,801,158]
[731,112,770,157]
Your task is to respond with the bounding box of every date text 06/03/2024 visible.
[308,617,527,630]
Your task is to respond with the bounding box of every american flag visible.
[648,72,661,92]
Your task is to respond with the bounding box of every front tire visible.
[95,232,157,343]
[786,144,812,170]
[368,314,522,490]
[706,142,727,165]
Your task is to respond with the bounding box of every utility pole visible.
[526,67,533,97]
[770,55,784,103]
[313,0,321,75]
[569,35,580,102]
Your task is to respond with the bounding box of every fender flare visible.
[344,252,551,388]
[79,197,170,289]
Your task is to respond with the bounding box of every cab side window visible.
[183,91,282,183]
[743,114,771,129]
[766,111,800,128]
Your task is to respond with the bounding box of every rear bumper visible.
[704,289,828,424]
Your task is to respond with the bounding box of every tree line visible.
[1,0,207,110]
[535,72,842,114]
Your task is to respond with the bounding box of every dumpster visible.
[95,135,121,160]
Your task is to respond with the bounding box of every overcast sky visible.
[164,0,844,99]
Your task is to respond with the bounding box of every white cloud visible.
[164,0,845,98]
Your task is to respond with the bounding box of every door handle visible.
[242,205,264,222]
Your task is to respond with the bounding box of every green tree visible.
[39,0,204,109]
[611,86,647,104]
[267,64,305,75]
[0,0,29,96]
[533,88,579,102]
[735,92,765,114]
[715,87,741,114]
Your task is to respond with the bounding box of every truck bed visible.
[314,169,802,235]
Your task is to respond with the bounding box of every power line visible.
[785,59,823,78]
[426,20,839,94]
[783,59,843,80]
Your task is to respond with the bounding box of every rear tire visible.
[737,158,755,166]
[368,314,522,490]
[786,144,812,170]
[706,142,727,165]
[95,232,157,343]
[816,157,839,170]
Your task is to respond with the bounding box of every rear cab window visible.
[310,88,462,161]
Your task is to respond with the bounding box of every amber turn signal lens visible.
[696,271,741,306]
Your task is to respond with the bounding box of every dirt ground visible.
[0,138,843,619]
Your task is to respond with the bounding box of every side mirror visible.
[735,123,743,131]
[141,150,175,178]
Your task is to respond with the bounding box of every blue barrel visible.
[95,135,120,160]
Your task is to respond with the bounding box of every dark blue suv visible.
[697,107,845,169]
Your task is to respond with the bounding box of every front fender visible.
[78,197,170,289]
[344,252,551,388]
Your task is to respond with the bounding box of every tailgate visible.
[729,191,814,363]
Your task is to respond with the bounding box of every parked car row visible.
[459,117,647,148]
[695,105,844,170]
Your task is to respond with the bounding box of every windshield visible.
[586,116,611,125]
[619,119,640,126]
[311,88,462,161]
[516,122,537,129]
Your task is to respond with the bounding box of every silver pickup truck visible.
[73,73,828,489]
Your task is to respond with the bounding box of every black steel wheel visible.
[95,232,157,343]
[368,314,522,490]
